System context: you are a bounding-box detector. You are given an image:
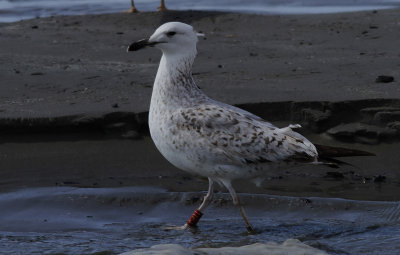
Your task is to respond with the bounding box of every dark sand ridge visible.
[0,10,399,200]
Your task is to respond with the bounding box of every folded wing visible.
[171,103,318,166]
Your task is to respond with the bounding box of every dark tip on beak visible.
[127,38,156,52]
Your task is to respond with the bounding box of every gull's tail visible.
[312,144,375,169]
[314,144,375,158]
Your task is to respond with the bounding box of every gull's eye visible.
[166,31,176,37]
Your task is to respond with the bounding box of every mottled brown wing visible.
[173,104,318,165]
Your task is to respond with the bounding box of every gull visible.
[127,22,372,232]
[127,0,167,13]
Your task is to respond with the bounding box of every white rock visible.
[120,239,328,255]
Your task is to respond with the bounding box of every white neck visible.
[150,50,207,110]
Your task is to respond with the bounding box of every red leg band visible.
[186,209,203,227]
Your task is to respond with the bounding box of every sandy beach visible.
[1,9,400,118]
[1,8,399,198]
[0,8,400,255]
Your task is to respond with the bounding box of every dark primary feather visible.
[315,144,375,158]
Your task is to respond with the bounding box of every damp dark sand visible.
[0,9,400,255]
[1,8,400,198]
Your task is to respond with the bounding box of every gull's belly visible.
[149,114,263,180]
[151,131,256,179]
[148,110,196,173]
[149,122,205,175]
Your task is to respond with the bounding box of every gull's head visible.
[127,22,202,56]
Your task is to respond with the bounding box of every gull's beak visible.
[127,38,157,52]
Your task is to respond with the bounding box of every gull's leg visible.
[157,0,168,11]
[185,177,214,228]
[198,178,215,211]
[165,178,215,230]
[127,0,139,13]
[222,180,254,232]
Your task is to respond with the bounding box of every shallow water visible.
[1,0,400,22]
[0,187,399,255]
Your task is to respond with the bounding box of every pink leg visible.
[158,0,168,11]
[185,178,214,227]
[222,180,254,232]
[127,0,139,13]
[165,178,214,230]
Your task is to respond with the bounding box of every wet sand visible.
[0,8,400,255]
[1,134,400,201]
[1,187,399,254]
[1,9,400,200]
[1,9,400,117]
